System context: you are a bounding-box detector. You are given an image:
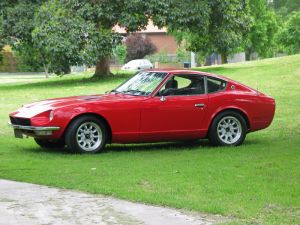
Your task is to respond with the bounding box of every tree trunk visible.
[221,53,228,64]
[94,56,112,78]
[43,63,49,78]
[245,49,252,61]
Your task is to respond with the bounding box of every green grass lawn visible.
[0,55,300,224]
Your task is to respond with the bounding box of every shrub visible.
[125,33,157,62]
[0,46,17,72]
[278,12,300,54]
[176,46,189,63]
[14,43,43,72]
[113,44,127,65]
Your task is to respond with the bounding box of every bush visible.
[278,12,300,54]
[125,33,157,62]
[145,51,173,63]
[176,46,189,63]
[0,46,17,72]
[14,43,43,72]
[50,61,71,75]
[113,44,127,65]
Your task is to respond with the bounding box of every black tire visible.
[208,111,247,146]
[65,115,108,153]
[34,138,65,149]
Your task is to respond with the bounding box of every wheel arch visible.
[63,112,112,144]
[209,108,251,132]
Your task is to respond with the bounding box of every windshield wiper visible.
[110,89,121,94]
[123,90,145,95]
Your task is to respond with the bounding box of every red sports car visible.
[9,70,275,153]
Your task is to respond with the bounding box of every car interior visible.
[158,75,227,96]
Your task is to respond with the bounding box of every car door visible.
[139,74,208,142]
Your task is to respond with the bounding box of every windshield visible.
[112,72,168,96]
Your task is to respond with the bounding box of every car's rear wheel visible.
[208,111,247,146]
[65,115,107,153]
[34,138,65,149]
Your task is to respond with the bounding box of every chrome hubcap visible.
[217,116,242,144]
[76,122,102,151]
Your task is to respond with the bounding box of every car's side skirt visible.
[112,129,207,143]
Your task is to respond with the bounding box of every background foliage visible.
[278,11,300,55]
[125,34,157,62]
[113,44,127,65]
[0,0,299,73]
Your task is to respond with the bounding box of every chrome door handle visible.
[195,103,205,108]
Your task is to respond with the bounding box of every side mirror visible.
[160,96,166,102]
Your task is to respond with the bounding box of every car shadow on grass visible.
[106,140,211,152]
[24,139,259,155]
[23,140,212,155]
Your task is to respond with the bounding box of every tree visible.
[1,0,251,75]
[32,0,94,76]
[0,1,46,73]
[271,0,300,16]
[0,1,40,43]
[1,0,206,77]
[278,12,300,54]
[125,34,157,62]
[0,15,4,62]
[171,0,251,64]
[61,0,210,77]
[245,0,280,59]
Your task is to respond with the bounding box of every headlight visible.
[49,110,54,121]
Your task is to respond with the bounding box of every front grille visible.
[10,116,31,126]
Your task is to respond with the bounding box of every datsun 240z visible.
[9,70,275,153]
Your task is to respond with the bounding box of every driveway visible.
[0,179,225,225]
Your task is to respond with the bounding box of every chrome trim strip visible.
[8,122,60,131]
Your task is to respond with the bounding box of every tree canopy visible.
[278,11,300,54]
[171,0,251,63]
[272,0,300,15]
[1,0,298,74]
[244,0,280,59]
[1,0,214,76]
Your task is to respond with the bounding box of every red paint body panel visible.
[9,70,275,143]
[139,95,208,142]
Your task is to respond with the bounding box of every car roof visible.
[128,59,150,62]
[145,69,229,81]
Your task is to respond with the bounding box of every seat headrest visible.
[165,79,178,89]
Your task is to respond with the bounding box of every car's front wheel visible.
[65,115,107,153]
[208,111,247,146]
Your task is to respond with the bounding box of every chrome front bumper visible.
[8,122,60,138]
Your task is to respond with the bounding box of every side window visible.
[158,75,205,96]
[207,77,227,93]
[174,76,191,89]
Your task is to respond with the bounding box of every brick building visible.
[113,21,178,55]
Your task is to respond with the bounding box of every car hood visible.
[13,94,146,118]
